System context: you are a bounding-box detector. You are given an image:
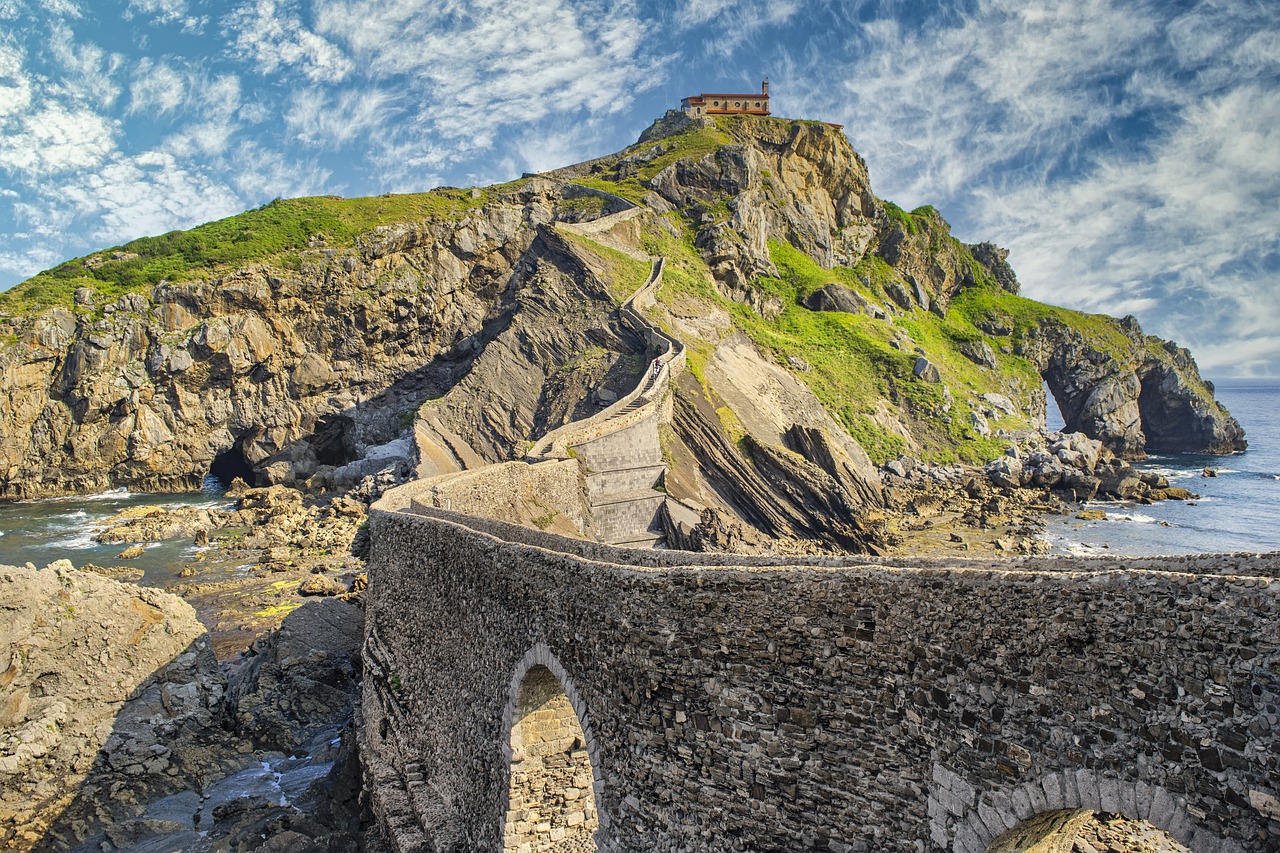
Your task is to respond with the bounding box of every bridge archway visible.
[936,770,1248,853]
[985,808,1193,852]
[501,645,603,852]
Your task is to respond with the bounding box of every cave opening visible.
[207,444,256,491]
[1043,380,1067,433]
[310,414,358,467]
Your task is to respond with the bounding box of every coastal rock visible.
[0,562,223,851]
[1020,318,1245,458]
[227,598,363,753]
[93,504,231,544]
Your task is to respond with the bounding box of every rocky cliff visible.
[0,112,1244,550]
[0,182,636,498]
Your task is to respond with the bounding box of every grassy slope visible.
[647,220,1052,464]
[0,185,528,314]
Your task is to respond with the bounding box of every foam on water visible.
[1044,378,1280,555]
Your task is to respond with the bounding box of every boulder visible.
[961,340,998,369]
[0,563,223,849]
[913,357,941,383]
[801,284,875,316]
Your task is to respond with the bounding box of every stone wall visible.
[362,502,1280,853]
[504,664,599,852]
[387,459,587,535]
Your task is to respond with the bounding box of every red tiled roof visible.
[683,93,769,102]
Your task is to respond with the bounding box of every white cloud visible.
[978,83,1280,374]
[0,103,116,177]
[38,0,81,17]
[59,152,245,245]
[225,0,354,84]
[0,245,61,282]
[227,141,334,202]
[308,0,663,146]
[284,86,398,147]
[676,0,802,56]
[48,23,124,108]
[127,0,186,23]
[128,58,185,114]
[159,73,243,157]
[0,44,32,118]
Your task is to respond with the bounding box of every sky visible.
[0,0,1277,376]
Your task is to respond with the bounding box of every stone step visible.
[586,464,665,501]
[608,533,664,549]
[590,490,665,546]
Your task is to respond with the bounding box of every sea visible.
[0,380,1276,578]
[0,479,242,588]
[1041,378,1280,556]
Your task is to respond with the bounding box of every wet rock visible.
[1076,509,1108,521]
[117,544,146,559]
[227,598,363,753]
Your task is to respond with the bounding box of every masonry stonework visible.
[504,662,599,852]
[361,498,1280,852]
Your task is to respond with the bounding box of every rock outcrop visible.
[0,182,633,498]
[0,563,368,853]
[0,561,224,851]
[1019,317,1245,458]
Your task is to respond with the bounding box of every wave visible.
[1106,511,1159,524]
[44,487,131,503]
[47,530,101,550]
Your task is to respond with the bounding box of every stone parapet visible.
[362,501,1280,852]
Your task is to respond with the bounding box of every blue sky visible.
[1,0,1277,376]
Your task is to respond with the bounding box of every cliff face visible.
[0,113,1243,507]
[629,114,1242,464]
[0,182,635,497]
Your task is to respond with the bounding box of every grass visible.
[643,220,1050,464]
[557,230,651,302]
[0,186,507,314]
[566,121,732,204]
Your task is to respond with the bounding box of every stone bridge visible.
[361,493,1280,852]
[361,201,1280,852]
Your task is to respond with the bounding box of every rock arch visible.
[933,768,1248,853]
[501,645,605,852]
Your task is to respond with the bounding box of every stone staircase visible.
[527,250,684,548]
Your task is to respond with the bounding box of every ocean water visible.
[0,480,243,587]
[1042,378,1280,556]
